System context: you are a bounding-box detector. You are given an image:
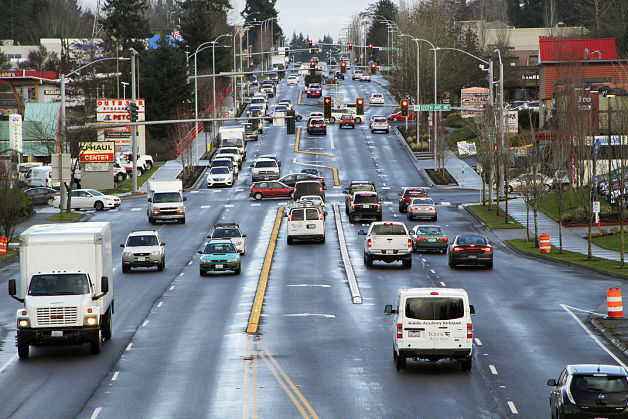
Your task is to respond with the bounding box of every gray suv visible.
[121,230,166,272]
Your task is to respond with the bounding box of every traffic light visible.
[348,42,353,51]
[127,102,139,122]
[356,97,364,115]
[370,62,377,75]
[368,43,373,51]
[286,110,296,134]
[400,99,409,117]
[308,40,313,47]
[323,96,332,119]
[310,60,316,68]
[341,61,346,73]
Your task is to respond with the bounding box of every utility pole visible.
[130,48,139,194]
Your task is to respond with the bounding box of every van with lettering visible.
[385,288,475,371]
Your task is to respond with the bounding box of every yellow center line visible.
[295,127,335,157]
[247,206,284,334]
[298,90,302,105]
[258,350,308,418]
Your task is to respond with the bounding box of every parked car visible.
[24,187,58,206]
[51,189,121,210]
[507,173,552,194]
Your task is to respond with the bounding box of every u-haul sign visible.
[79,141,115,162]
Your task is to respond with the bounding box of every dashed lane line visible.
[507,401,518,414]
[489,365,498,375]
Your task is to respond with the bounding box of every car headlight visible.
[151,250,161,256]
[123,251,132,257]
[18,319,29,327]
[85,316,98,326]
[228,258,239,263]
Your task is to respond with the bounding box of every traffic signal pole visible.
[130,48,138,194]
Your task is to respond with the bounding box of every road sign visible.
[413,104,451,112]
[593,201,600,213]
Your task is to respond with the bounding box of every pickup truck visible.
[359,222,412,269]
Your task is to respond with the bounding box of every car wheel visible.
[508,185,513,193]
[48,198,54,207]
[486,261,493,269]
[371,130,375,133]
[395,355,406,370]
[386,129,390,133]
[116,173,125,182]
[330,117,335,123]
[122,265,130,273]
[441,249,447,254]
[145,162,153,170]
[157,259,164,271]
[461,358,472,371]
[287,237,293,244]
[90,330,102,354]
[235,266,241,275]
[403,257,412,269]
[349,214,355,223]
[254,192,263,200]
[94,201,104,211]
[432,215,437,221]
[351,125,355,129]
[200,269,206,276]
[364,253,373,267]
[407,214,413,221]
[149,217,155,225]
[398,205,404,213]
[17,336,29,360]
[180,218,185,224]
[355,117,361,123]
[296,115,302,122]
[449,259,456,268]
[392,117,399,122]
[102,309,113,340]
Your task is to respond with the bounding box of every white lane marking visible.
[440,281,446,287]
[561,304,605,317]
[170,285,175,291]
[333,186,341,189]
[188,261,193,265]
[329,125,335,150]
[421,258,427,262]
[190,190,199,194]
[440,201,451,206]
[130,208,141,211]
[157,302,163,308]
[112,371,119,381]
[126,343,133,351]
[90,407,102,419]
[430,269,436,274]
[507,401,518,414]
[287,284,331,288]
[224,204,234,208]
[251,203,261,206]
[475,338,483,346]
[489,365,498,375]
[235,188,244,192]
[0,355,17,374]
[142,320,149,327]
[561,304,628,369]
[201,205,211,209]
[283,313,336,318]
[178,272,184,277]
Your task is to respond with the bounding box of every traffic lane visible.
[410,204,628,417]
[253,205,504,417]
[78,200,285,418]
[0,192,247,418]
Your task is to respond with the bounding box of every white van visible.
[18,162,43,182]
[385,288,475,371]
[25,166,57,188]
[286,206,325,244]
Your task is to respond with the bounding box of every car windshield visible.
[88,190,104,196]
[457,235,487,245]
[352,184,375,193]
[370,224,406,235]
[302,169,319,176]
[220,149,237,154]
[256,161,277,168]
[405,190,425,197]
[210,167,230,174]
[212,228,241,238]
[341,115,353,119]
[373,118,387,123]
[222,139,242,147]
[127,235,159,246]
[411,198,434,205]
[203,243,236,254]
[28,273,90,296]
[355,195,378,204]
[212,160,232,167]
[153,192,182,203]
[405,297,464,320]
[417,227,443,235]
[572,375,628,393]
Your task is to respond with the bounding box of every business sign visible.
[9,114,22,153]
[79,141,115,162]
[457,141,476,155]
[96,99,146,154]
[505,111,518,134]
[587,135,628,146]
[461,87,489,118]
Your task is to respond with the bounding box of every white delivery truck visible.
[147,180,186,224]
[8,222,114,359]
[218,126,247,159]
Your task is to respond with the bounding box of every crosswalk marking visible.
[130,208,142,211]
[201,205,211,208]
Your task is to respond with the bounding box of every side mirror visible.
[101,276,109,294]
[242,234,247,238]
[358,230,366,235]
[8,279,16,296]
[161,242,166,246]
[547,379,557,387]
[197,250,202,254]
[183,197,187,201]
[384,305,397,315]
[469,305,475,315]
[120,244,124,247]
[207,235,211,239]
[147,198,152,202]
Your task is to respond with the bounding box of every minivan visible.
[286,206,325,244]
[385,288,475,371]
[25,166,56,188]
[293,180,325,201]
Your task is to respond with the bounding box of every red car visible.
[339,114,355,129]
[250,181,293,200]
[388,110,416,122]
[306,84,322,98]
[398,187,428,212]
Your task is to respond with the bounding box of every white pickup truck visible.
[359,221,413,268]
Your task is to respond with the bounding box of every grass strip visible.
[467,204,524,229]
[507,238,628,277]
[47,212,85,222]
[100,165,160,195]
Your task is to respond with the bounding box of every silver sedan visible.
[407,197,437,221]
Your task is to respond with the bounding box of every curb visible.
[393,126,435,188]
[333,204,362,304]
[591,317,628,358]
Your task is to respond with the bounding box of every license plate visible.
[216,264,223,269]
[384,250,390,254]
[408,331,421,337]
[307,224,316,229]
[137,257,145,262]
[468,255,477,259]
[51,331,63,337]
[428,238,436,242]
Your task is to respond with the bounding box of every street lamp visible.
[121,81,129,99]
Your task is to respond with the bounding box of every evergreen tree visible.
[241,0,283,57]
[140,35,192,141]
[19,46,60,71]
[366,0,397,64]
[101,0,152,51]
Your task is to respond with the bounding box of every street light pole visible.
[130,48,139,194]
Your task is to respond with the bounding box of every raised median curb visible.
[393,127,435,188]
[591,316,628,358]
[333,204,362,304]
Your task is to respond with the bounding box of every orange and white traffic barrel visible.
[539,233,551,253]
[607,287,623,318]
[0,236,7,256]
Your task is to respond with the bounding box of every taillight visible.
[483,246,492,252]
[319,187,323,192]
[453,246,462,252]
[351,203,355,209]
[377,203,381,210]
[408,239,412,247]
[319,214,323,220]
[308,124,313,127]
[411,207,417,211]
[322,123,326,127]
[429,207,436,211]
[367,238,372,247]
[397,323,402,339]
[438,238,448,242]
[416,238,426,241]
[467,323,473,339]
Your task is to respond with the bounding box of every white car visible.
[370,116,390,133]
[370,93,385,104]
[286,206,325,244]
[52,189,121,210]
[216,147,243,168]
[309,111,324,119]
[213,154,239,175]
[207,166,234,188]
[287,76,298,86]
[360,73,371,82]
[210,223,246,254]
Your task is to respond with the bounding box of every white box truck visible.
[218,126,247,159]
[8,222,114,359]
[147,180,186,224]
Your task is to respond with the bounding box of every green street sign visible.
[414,104,451,112]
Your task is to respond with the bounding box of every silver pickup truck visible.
[359,221,412,268]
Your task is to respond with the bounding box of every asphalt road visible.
[0,71,626,418]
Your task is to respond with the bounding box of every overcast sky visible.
[79,0,375,42]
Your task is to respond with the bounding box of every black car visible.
[307,118,327,135]
[448,234,493,269]
[348,192,382,223]
[334,71,345,80]
[299,169,326,188]
[279,173,326,189]
[293,180,325,201]
[344,181,377,214]
[548,364,628,418]
[24,187,58,206]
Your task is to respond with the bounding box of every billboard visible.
[9,114,22,153]
[505,111,518,134]
[461,87,489,118]
[96,99,146,154]
[79,141,115,163]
